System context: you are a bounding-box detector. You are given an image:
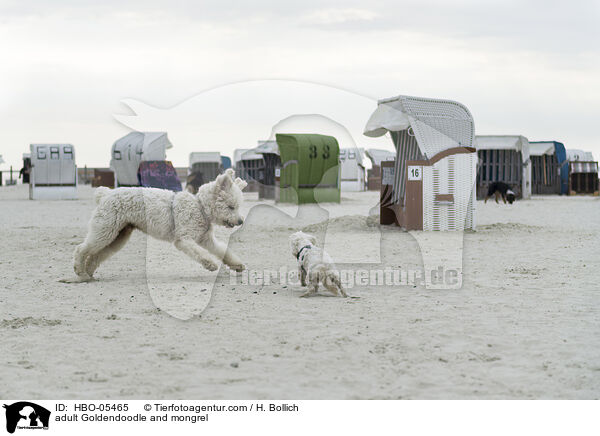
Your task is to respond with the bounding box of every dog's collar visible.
[296,245,312,260]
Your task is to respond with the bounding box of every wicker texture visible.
[422,153,477,231]
[401,95,476,231]
[398,96,475,158]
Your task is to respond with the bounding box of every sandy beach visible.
[1,184,599,399]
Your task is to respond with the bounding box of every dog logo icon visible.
[3,402,50,434]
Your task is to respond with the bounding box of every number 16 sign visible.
[408,165,422,181]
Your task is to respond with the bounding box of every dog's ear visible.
[308,235,317,245]
[217,173,232,189]
[289,232,302,248]
[235,177,248,191]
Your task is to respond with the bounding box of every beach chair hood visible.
[364,95,475,158]
[110,132,172,186]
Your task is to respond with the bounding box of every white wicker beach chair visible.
[364,95,477,231]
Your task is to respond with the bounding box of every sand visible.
[1,184,599,399]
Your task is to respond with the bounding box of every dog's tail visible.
[94,187,111,205]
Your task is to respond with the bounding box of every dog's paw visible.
[203,260,219,271]
[230,263,246,272]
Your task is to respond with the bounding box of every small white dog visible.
[71,168,247,281]
[289,231,347,298]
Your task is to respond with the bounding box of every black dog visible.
[485,182,516,204]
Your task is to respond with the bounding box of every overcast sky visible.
[1,0,599,168]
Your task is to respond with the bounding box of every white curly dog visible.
[289,231,347,297]
[70,168,247,282]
